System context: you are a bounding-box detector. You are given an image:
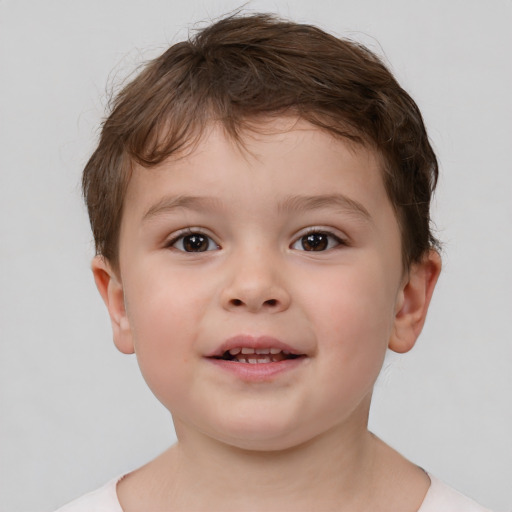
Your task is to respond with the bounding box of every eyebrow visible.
[142,195,224,221]
[142,193,372,222]
[278,194,372,221]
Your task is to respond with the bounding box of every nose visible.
[220,252,291,313]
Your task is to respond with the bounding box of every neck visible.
[155,415,378,511]
[117,405,430,511]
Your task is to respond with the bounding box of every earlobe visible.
[389,250,442,354]
[91,256,135,355]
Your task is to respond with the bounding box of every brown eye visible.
[301,233,329,251]
[183,235,209,252]
[172,233,219,252]
[291,231,343,252]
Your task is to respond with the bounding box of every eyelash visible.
[166,228,347,253]
[166,229,219,253]
[290,228,347,252]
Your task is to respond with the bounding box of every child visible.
[56,13,492,512]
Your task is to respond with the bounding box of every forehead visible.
[124,118,387,210]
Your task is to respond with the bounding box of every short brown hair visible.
[83,13,439,270]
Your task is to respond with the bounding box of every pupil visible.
[184,234,208,252]
[302,233,328,251]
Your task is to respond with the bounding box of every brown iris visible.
[183,234,210,252]
[301,233,328,251]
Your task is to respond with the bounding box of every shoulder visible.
[418,474,493,512]
[54,476,124,512]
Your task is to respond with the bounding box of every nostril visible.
[229,298,278,308]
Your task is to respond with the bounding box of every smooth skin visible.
[93,118,441,511]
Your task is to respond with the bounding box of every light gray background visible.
[1,1,511,511]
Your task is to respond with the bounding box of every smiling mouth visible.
[214,347,303,364]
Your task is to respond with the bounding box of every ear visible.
[389,250,442,354]
[91,256,134,354]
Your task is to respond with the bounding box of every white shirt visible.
[55,473,493,511]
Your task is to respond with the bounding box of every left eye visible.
[291,231,342,251]
[171,233,219,252]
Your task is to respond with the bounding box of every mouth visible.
[206,336,307,380]
[213,347,303,364]
[206,335,307,365]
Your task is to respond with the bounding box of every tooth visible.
[255,348,270,354]
[248,358,258,364]
[241,347,255,354]
[229,348,241,355]
[270,348,281,354]
[238,357,248,363]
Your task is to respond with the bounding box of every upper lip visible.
[206,335,305,358]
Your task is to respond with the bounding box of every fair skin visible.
[93,118,441,511]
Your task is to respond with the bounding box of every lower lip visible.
[206,357,306,381]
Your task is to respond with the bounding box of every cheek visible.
[131,307,189,407]
[124,275,208,406]
[311,263,397,379]
[318,262,396,333]
[127,264,210,342]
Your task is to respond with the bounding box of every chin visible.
[208,416,316,453]
[220,433,305,453]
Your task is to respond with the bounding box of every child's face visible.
[95,118,435,451]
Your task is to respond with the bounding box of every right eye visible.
[170,232,219,252]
